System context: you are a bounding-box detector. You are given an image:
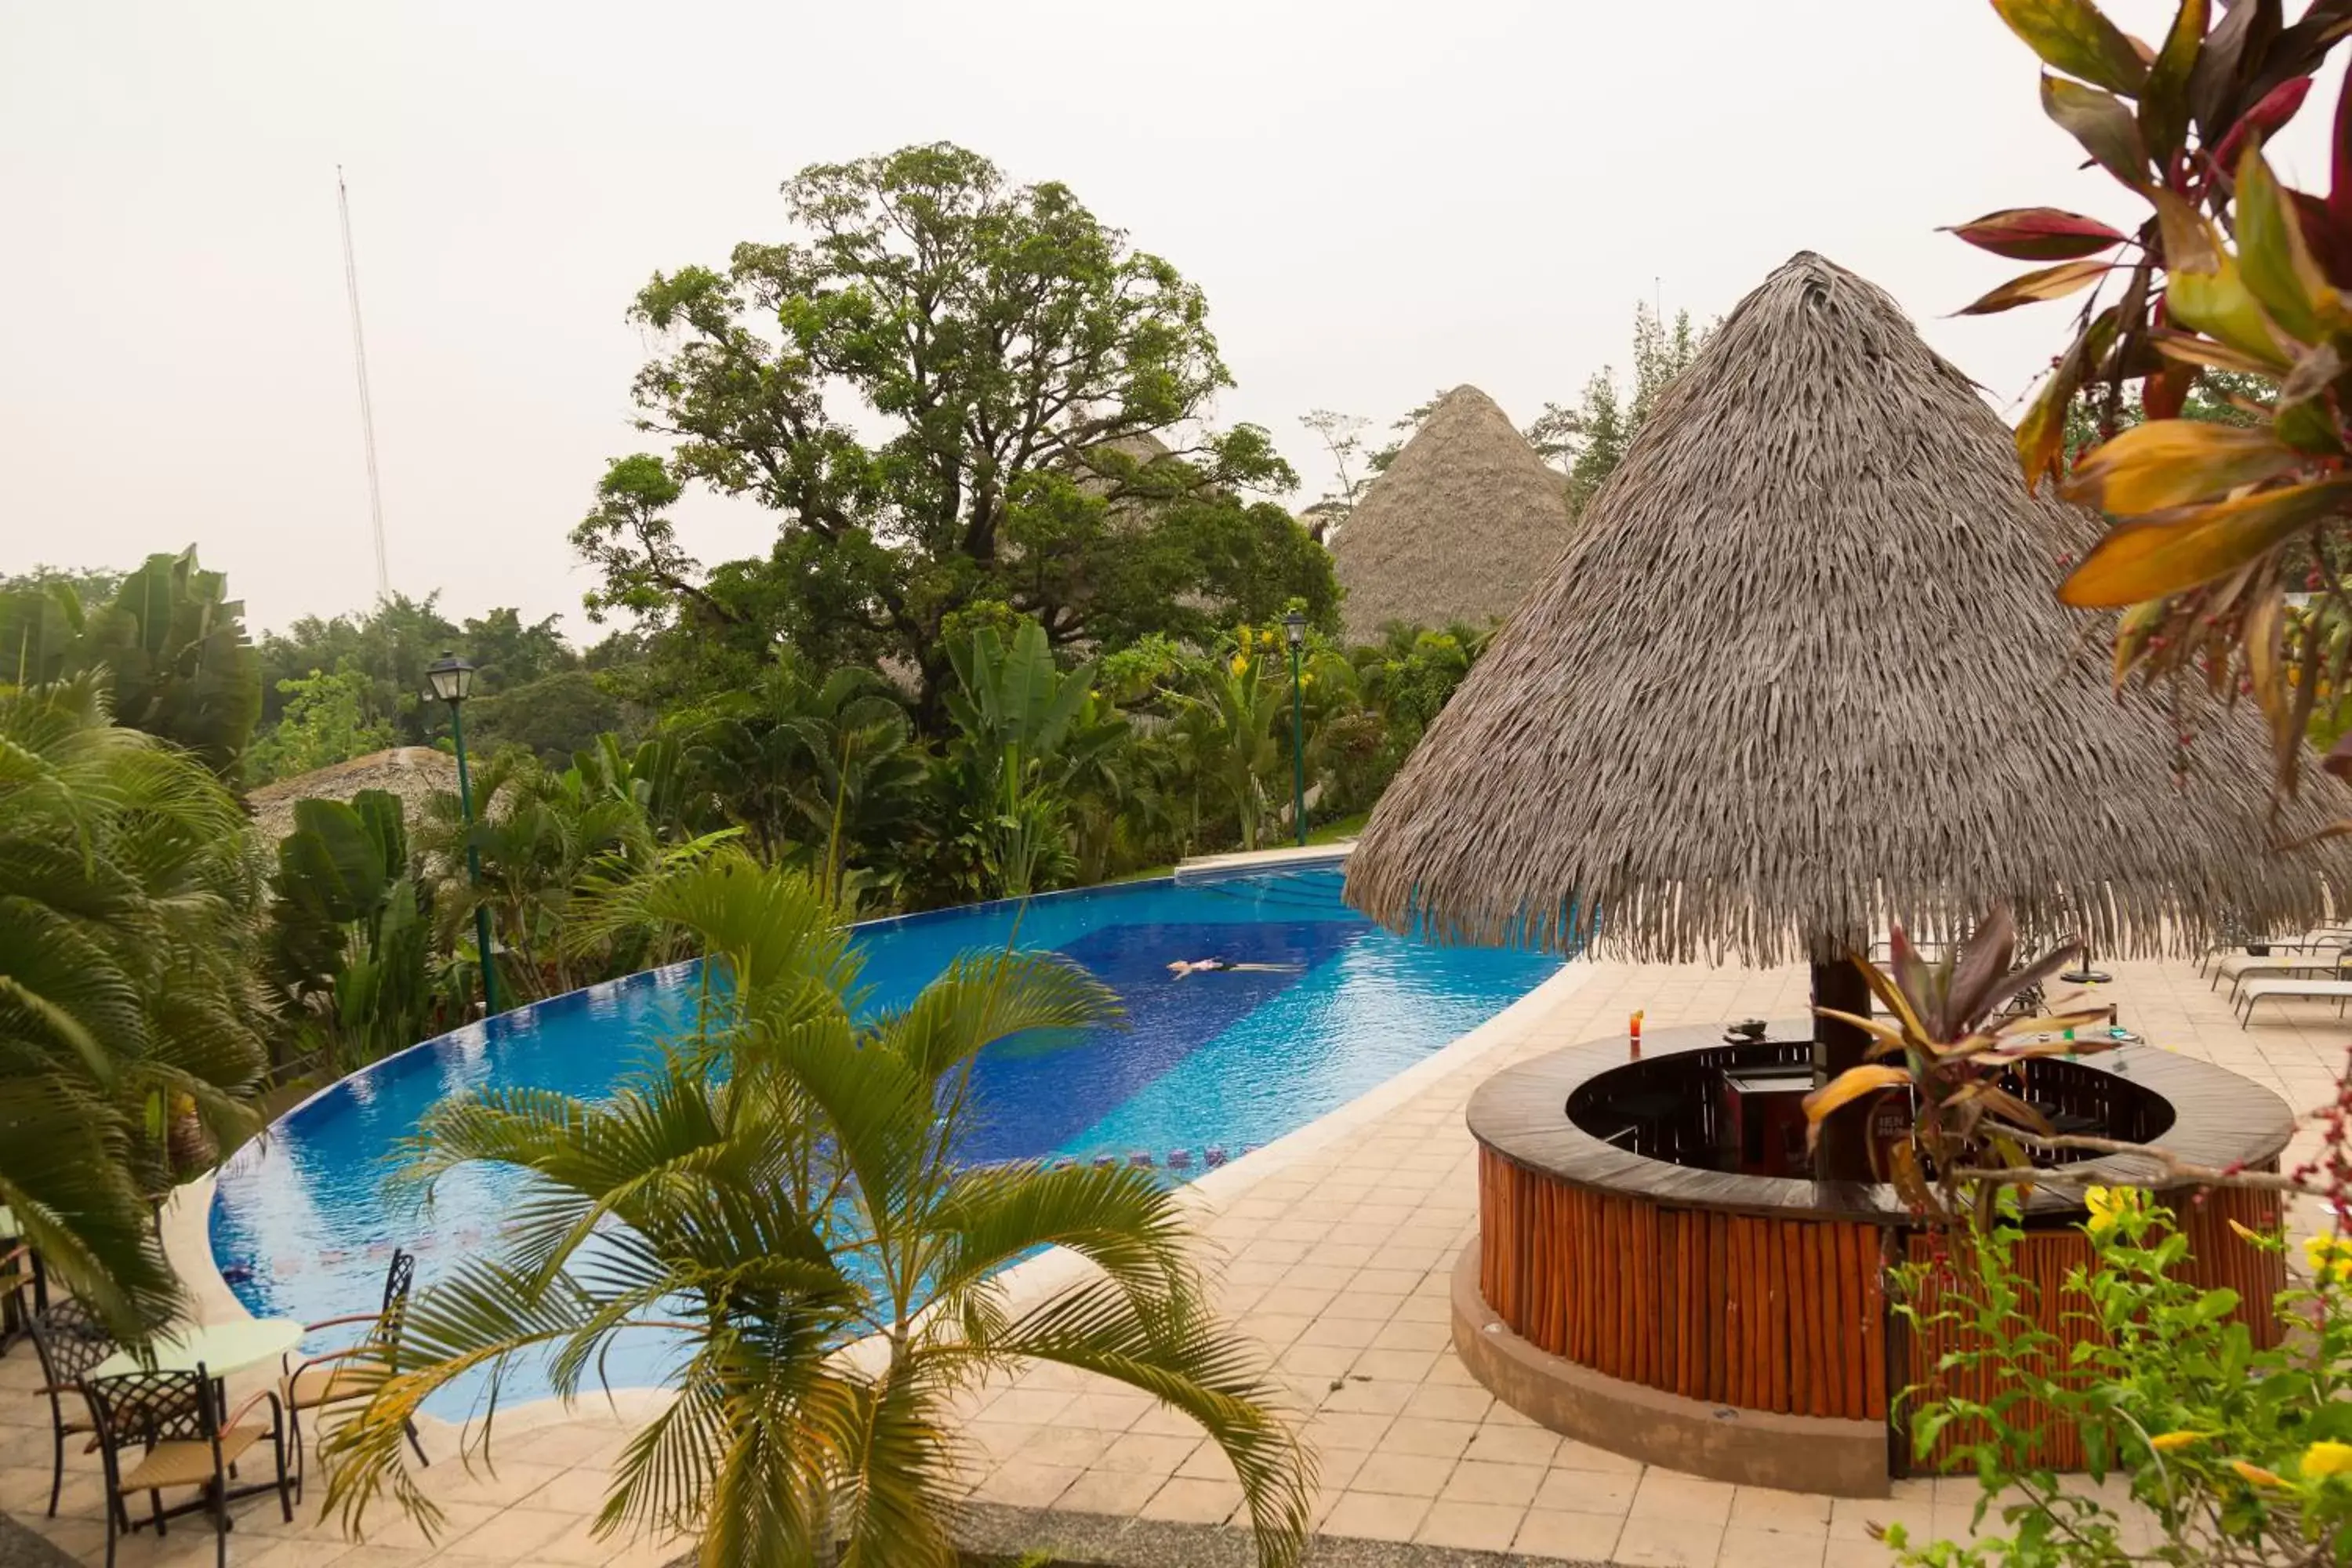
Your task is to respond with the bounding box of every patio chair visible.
[278,1246,428,1499]
[2234,976,2352,1028]
[82,1362,291,1568]
[2212,943,2352,996]
[26,1295,115,1516]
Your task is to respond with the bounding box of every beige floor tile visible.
[1319,1490,1430,1541]
[513,1469,612,1516]
[1295,1316,1382,1350]
[1731,1486,1832,1531]
[977,1388,1077,1426]
[440,1506,581,1561]
[971,1460,1078,1508]
[1351,1450,1453,1499]
[1051,1468,1165,1515]
[1611,1514,1726,1567]
[1824,1538,1904,1568]
[1830,1494,1933,1542]
[1304,1410,1394,1453]
[1465,1423,1562,1468]
[1095,1431,1200,1475]
[1440,1459,1544,1508]
[1416,1498,1526,1550]
[1632,1468,1737,1526]
[1374,1416,1479,1459]
[1516,1506,1625,1560]
[1554,1438,1646,1473]
[345,1498,502,1552]
[1319,1378,1417,1416]
[1401,1382,1494,1422]
[1719,1526,1830,1568]
[1138,1475,1243,1525]
[1017,1426,1116,1468]
[1062,1392,1154,1431]
[1536,1466,1639,1515]
[417,1460,572,1509]
[1349,1348,1441,1383]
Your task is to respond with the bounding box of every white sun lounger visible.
[2216,950,2352,1001]
[2201,930,2352,979]
[2234,977,2352,1027]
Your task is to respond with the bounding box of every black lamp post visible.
[426,652,499,1018]
[1283,610,1308,848]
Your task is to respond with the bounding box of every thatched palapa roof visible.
[245,746,456,847]
[1331,386,1570,642]
[1346,252,2347,966]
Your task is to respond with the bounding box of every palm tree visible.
[0,674,267,1339]
[321,854,1311,1566]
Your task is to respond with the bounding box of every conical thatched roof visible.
[1331,386,1570,641]
[1347,252,2347,966]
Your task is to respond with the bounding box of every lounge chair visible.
[2216,949,2352,1001]
[2200,928,2352,978]
[2234,977,2352,1027]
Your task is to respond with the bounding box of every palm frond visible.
[996,1279,1313,1568]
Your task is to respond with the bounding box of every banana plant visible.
[1802,906,2112,1223]
[945,620,1098,897]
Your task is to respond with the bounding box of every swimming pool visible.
[209,866,1564,1412]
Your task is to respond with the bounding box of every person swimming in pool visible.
[1166,957,1303,978]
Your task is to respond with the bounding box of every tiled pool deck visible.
[7,949,2341,1566]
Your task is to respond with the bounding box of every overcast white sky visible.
[3,2,2339,640]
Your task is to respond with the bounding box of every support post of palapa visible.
[1809,948,1876,1182]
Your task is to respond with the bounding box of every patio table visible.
[92,1317,304,1381]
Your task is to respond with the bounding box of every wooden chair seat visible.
[281,1361,379,1412]
[115,1423,270,1493]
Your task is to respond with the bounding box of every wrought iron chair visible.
[81,1362,291,1568]
[279,1246,428,1499]
[0,1240,45,1354]
[26,1296,115,1516]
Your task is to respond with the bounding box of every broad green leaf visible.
[2151,189,2291,367]
[1943,207,2130,261]
[2136,0,2207,160]
[1957,258,2114,316]
[2060,477,2352,606]
[2060,419,2305,514]
[1994,0,2152,94]
[2235,140,2336,347]
[2042,75,2150,187]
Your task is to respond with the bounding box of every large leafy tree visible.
[322,855,1311,1566]
[0,675,267,1338]
[589,142,1333,721]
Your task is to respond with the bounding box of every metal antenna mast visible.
[337,166,391,601]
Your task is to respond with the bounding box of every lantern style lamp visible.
[1283,610,1308,848]
[425,652,499,1016]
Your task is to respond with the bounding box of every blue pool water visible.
[209,867,1563,1413]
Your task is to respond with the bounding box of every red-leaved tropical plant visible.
[1952,0,2352,798]
[1803,908,2111,1220]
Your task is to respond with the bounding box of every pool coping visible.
[161,944,1592,1454]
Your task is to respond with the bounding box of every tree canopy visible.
[584,142,1335,722]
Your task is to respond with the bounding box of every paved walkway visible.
[6,949,2341,1566]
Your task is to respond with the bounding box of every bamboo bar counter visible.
[1452,1019,2292,1496]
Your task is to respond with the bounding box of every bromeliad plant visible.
[1803,909,2111,1220]
[1952,0,2352,799]
[320,853,1312,1568]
